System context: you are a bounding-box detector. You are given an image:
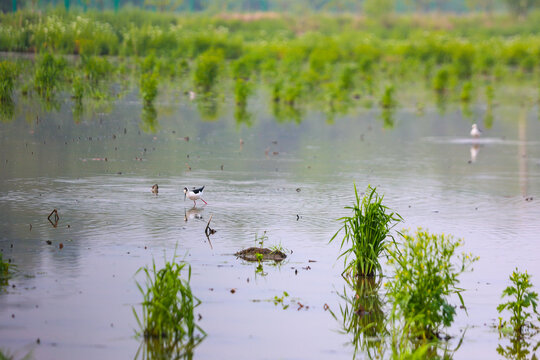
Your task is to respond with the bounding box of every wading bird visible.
[470,124,482,138]
[183,186,207,206]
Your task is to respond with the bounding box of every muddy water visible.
[0,93,539,359]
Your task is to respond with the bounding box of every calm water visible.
[1,92,540,359]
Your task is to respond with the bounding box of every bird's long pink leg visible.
[201,198,208,205]
[193,200,197,206]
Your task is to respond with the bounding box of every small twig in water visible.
[204,214,216,249]
[47,209,59,228]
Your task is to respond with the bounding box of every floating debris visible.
[235,247,287,262]
[47,209,59,228]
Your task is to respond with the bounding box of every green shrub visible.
[330,185,402,278]
[497,269,539,335]
[386,229,478,339]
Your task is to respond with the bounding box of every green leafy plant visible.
[133,257,205,358]
[386,229,478,339]
[330,184,402,278]
[497,269,539,336]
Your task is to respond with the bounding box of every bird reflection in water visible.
[469,144,480,163]
[184,207,203,222]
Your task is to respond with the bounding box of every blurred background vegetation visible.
[2,0,540,16]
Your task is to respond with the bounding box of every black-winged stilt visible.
[470,124,482,138]
[183,186,207,206]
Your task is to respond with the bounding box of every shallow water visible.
[1,93,540,359]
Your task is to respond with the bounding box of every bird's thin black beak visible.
[184,193,186,201]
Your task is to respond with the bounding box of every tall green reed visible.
[330,184,401,278]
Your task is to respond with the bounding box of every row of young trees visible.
[3,0,540,16]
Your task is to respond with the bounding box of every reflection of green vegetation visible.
[381,108,395,129]
[272,102,303,124]
[134,258,205,360]
[140,103,159,133]
[234,102,253,128]
[330,185,402,279]
[497,269,539,336]
[196,94,219,121]
[331,277,385,359]
[0,99,15,123]
[387,229,478,339]
[497,334,540,360]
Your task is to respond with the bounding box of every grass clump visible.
[386,229,478,339]
[330,184,402,278]
[34,53,66,100]
[497,268,539,336]
[134,257,205,358]
[0,61,17,104]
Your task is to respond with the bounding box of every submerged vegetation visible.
[134,257,205,358]
[330,185,401,278]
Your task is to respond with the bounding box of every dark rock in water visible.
[235,247,287,262]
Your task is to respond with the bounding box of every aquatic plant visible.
[140,72,159,104]
[338,65,356,92]
[433,67,450,95]
[330,277,385,359]
[82,56,112,86]
[460,81,473,103]
[0,253,11,286]
[194,50,222,92]
[380,85,396,109]
[0,61,16,104]
[497,268,539,335]
[386,229,478,339]
[134,258,205,358]
[72,74,85,102]
[330,185,402,278]
[34,53,66,100]
[234,78,252,106]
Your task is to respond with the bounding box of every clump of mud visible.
[235,247,287,262]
